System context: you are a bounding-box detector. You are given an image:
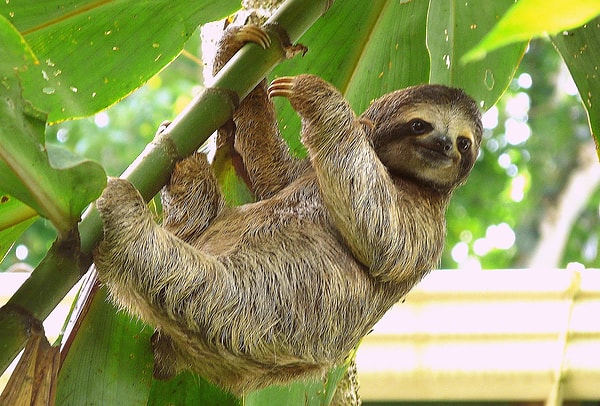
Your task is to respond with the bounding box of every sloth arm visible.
[233,81,308,200]
[213,25,307,200]
[95,178,236,333]
[270,75,429,284]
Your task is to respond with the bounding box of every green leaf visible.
[344,1,430,113]
[272,0,525,150]
[0,76,106,233]
[148,372,240,406]
[463,0,600,62]
[552,17,600,148]
[272,0,430,154]
[0,192,37,263]
[427,0,527,110]
[0,15,106,233]
[0,0,240,122]
[212,141,255,207]
[243,362,346,405]
[57,284,155,406]
[0,13,35,72]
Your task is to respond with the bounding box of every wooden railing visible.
[357,268,600,405]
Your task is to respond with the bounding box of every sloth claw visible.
[268,76,296,98]
[235,25,271,50]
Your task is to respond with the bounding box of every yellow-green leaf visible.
[463,0,600,62]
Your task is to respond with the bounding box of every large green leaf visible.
[272,0,525,155]
[0,15,106,233]
[0,0,240,122]
[344,1,430,113]
[148,372,241,406]
[0,83,106,234]
[427,0,527,110]
[244,363,346,405]
[57,284,155,406]
[552,17,600,149]
[463,0,600,62]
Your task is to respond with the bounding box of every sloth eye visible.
[408,119,430,135]
[457,136,471,153]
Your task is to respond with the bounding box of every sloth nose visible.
[433,135,453,153]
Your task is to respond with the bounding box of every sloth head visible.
[362,84,482,192]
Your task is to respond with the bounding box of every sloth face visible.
[364,85,482,191]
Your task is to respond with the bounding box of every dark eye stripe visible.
[408,119,433,135]
[457,136,471,152]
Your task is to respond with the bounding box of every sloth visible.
[93,26,482,395]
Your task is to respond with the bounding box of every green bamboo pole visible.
[0,0,333,375]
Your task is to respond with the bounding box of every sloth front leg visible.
[269,75,409,282]
[233,79,307,199]
[95,179,234,380]
[97,175,228,380]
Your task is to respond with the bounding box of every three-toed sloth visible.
[94,26,482,395]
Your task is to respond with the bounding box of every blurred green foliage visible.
[445,38,598,269]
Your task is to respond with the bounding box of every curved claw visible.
[235,25,271,50]
[268,76,296,98]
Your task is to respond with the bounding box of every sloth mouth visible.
[414,134,458,163]
[416,144,454,162]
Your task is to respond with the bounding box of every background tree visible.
[0,0,599,404]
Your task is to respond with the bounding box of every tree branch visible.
[527,142,600,268]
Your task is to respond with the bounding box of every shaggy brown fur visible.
[94,26,482,395]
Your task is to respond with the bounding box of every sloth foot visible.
[96,177,148,228]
